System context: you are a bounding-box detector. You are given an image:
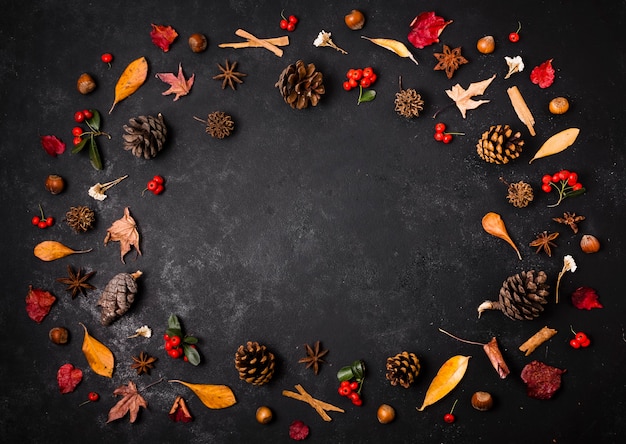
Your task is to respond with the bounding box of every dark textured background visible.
[1,0,625,442]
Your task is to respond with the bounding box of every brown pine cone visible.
[385,351,421,388]
[275,60,325,110]
[478,270,550,320]
[476,124,524,164]
[234,341,275,385]
[122,113,167,159]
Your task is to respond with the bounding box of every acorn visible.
[49,327,69,345]
[45,174,65,194]
[344,9,365,30]
[255,406,273,424]
[376,404,396,424]
[580,234,600,253]
[549,97,570,115]
[76,73,96,94]
[476,36,495,54]
[471,391,494,411]
[188,33,208,53]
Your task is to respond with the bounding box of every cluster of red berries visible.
[163,334,193,360]
[433,122,464,144]
[343,67,377,91]
[31,205,54,229]
[279,12,298,31]
[570,330,591,349]
[337,380,363,406]
[72,109,94,145]
[143,175,165,196]
[541,169,585,207]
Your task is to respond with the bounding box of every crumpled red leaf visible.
[571,286,603,310]
[41,135,66,157]
[521,360,566,400]
[25,286,56,323]
[530,59,555,88]
[156,64,195,101]
[289,420,310,440]
[57,363,83,394]
[150,24,178,52]
[107,381,148,423]
[169,396,193,422]
[408,11,452,49]
[104,207,141,263]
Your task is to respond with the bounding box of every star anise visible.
[553,212,585,233]
[530,231,560,256]
[433,45,469,79]
[56,265,96,299]
[212,60,247,90]
[131,351,157,375]
[298,341,328,375]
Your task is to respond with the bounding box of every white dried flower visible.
[504,56,524,79]
[313,30,347,54]
[556,255,577,303]
[88,175,128,201]
[128,325,152,338]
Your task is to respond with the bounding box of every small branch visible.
[141,377,165,392]
[439,328,484,346]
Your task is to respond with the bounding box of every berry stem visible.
[432,103,455,119]
[515,21,522,33]
[38,203,45,220]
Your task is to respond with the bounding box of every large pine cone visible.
[385,351,421,388]
[234,341,276,385]
[275,60,325,110]
[122,113,167,159]
[478,270,550,320]
[97,271,142,325]
[476,124,524,164]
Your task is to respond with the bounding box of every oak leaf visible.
[107,381,147,423]
[104,207,141,263]
[156,64,195,101]
[445,74,496,118]
[151,24,178,52]
[407,11,452,49]
[57,363,83,394]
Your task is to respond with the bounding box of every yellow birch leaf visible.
[109,57,149,114]
[80,323,114,378]
[34,241,92,261]
[417,355,470,411]
[529,128,580,163]
[168,380,236,409]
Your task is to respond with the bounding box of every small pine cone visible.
[234,341,276,385]
[478,270,550,320]
[206,111,234,139]
[385,351,421,388]
[476,124,524,164]
[394,89,424,118]
[65,206,96,232]
[122,113,167,159]
[506,180,534,208]
[275,60,325,110]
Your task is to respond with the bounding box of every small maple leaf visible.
[104,207,141,263]
[408,11,452,49]
[156,64,195,101]
[150,24,178,52]
[40,135,66,157]
[445,74,496,118]
[107,381,147,423]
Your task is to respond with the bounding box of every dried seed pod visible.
[471,391,493,411]
[580,234,600,253]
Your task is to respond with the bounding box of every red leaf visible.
[571,286,603,310]
[25,285,56,323]
[168,396,193,423]
[289,420,310,440]
[155,64,195,101]
[40,135,66,157]
[57,363,83,394]
[530,59,555,88]
[408,11,452,49]
[150,24,178,52]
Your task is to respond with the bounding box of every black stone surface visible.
[1,1,625,443]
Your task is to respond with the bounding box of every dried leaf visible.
[34,240,92,261]
[169,396,193,422]
[519,326,558,356]
[25,286,56,323]
[407,11,452,49]
[445,74,496,118]
[571,287,603,310]
[156,64,195,101]
[483,337,510,379]
[521,360,565,400]
[104,207,141,263]
[80,323,114,378]
[40,135,66,157]
[151,24,178,52]
[57,363,83,394]
[107,381,147,423]
[417,355,470,411]
[361,37,418,65]
[109,57,148,114]
[168,380,236,409]
[530,59,555,88]
[482,212,522,260]
[529,128,580,163]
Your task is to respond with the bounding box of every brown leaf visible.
[156,64,194,101]
[445,74,496,118]
[104,207,141,263]
[107,381,147,423]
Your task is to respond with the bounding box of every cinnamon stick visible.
[519,326,558,356]
[282,384,344,421]
[219,36,289,49]
[507,86,536,136]
[234,29,283,57]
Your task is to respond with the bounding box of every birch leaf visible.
[417,355,470,411]
[80,323,114,377]
[445,74,496,118]
[109,57,148,114]
[168,380,236,409]
[104,207,141,263]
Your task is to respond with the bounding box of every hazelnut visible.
[471,391,493,411]
[49,327,69,345]
[76,73,96,95]
[376,404,395,424]
[476,36,495,54]
[188,33,208,53]
[45,174,65,194]
[549,97,570,114]
[580,234,600,253]
[344,9,365,30]
[255,406,273,424]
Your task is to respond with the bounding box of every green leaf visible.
[183,336,198,344]
[166,328,183,338]
[71,137,88,154]
[351,360,365,380]
[337,365,355,382]
[357,89,376,104]
[87,109,101,131]
[168,314,181,330]
[183,344,201,366]
[566,187,586,198]
[88,138,102,170]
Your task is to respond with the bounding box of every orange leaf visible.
[156,64,195,101]
[109,57,148,114]
[107,381,147,423]
[80,323,114,377]
[104,207,141,263]
[417,355,470,411]
[445,74,496,118]
[168,380,236,409]
[34,240,92,261]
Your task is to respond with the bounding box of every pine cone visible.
[385,351,421,388]
[275,60,325,110]
[205,111,234,139]
[478,270,550,320]
[65,206,95,232]
[122,114,167,159]
[505,180,534,208]
[97,271,142,326]
[476,124,524,164]
[394,89,424,118]
[234,341,275,385]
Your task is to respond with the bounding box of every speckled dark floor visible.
[1,1,625,442]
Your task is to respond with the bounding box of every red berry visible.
[163,334,170,341]
[72,127,83,137]
[183,355,189,362]
[434,132,444,142]
[368,73,377,84]
[569,338,581,349]
[541,183,552,193]
[340,380,351,388]
[575,332,588,342]
[348,78,358,88]
[286,22,295,32]
[558,170,570,181]
[348,391,360,403]
[167,348,180,359]
[83,109,93,119]
[288,15,298,24]
[338,386,351,396]
[170,336,181,347]
[73,136,83,146]
[541,174,552,184]
[147,180,158,191]
[88,392,99,402]
[152,175,164,184]
[442,134,453,144]
[351,69,363,81]
[164,340,173,351]
[74,111,85,123]
[572,182,583,191]
[154,184,164,195]
[38,220,48,229]
[342,81,352,91]
[349,381,359,391]
[567,172,578,186]
[551,174,561,183]
[32,216,41,226]
[580,338,591,348]
[45,217,54,227]
[359,78,371,88]
[352,397,363,406]
[508,32,519,42]
[101,53,113,64]
[346,69,355,79]
[279,19,288,30]
[362,67,374,78]
[444,413,455,423]
[434,123,446,133]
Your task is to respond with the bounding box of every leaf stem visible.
[140,377,165,392]
[439,328,485,346]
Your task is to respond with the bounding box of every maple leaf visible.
[150,24,178,52]
[104,207,141,263]
[445,74,496,118]
[408,11,452,49]
[40,135,66,157]
[530,59,555,88]
[107,381,147,423]
[156,64,195,101]
[57,363,83,394]
[25,286,56,323]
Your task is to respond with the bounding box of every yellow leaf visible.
[361,36,419,65]
[80,323,114,377]
[168,380,236,409]
[109,57,149,114]
[417,355,470,411]
[529,128,580,163]
[34,241,92,261]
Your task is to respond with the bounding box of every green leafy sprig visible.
[166,314,201,366]
[357,86,376,105]
[337,359,365,393]
[71,109,110,170]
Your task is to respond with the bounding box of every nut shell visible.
[476,36,495,54]
[45,174,65,194]
[376,404,396,424]
[188,33,208,53]
[580,234,600,253]
[49,327,69,345]
[77,73,96,94]
[344,10,365,30]
[549,97,570,114]
[255,406,273,424]
[471,391,493,411]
